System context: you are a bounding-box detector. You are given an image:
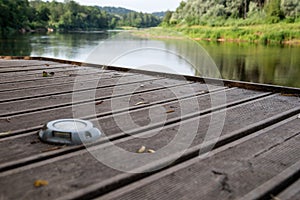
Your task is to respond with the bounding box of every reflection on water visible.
[0,32,112,61]
[0,31,300,88]
[86,32,220,78]
[199,42,300,88]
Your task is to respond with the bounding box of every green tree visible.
[0,0,31,31]
[281,0,299,20]
[162,11,173,25]
[265,0,284,23]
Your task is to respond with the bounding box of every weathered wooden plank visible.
[0,81,204,117]
[0,86,226,172]
[0,65,82,78]
[0,62,73,73]
[0,66,119,86]
[0,74,160,102]
[0,59,60,68]
[99,94,298,160]
[1,58,300,200]
[0,70,87,84]
[277,178,300,200]
[0,78,192,133]
[240,160,300,200]
[93,88,268,137]
[97,115,300,200]
[0,87,248,167]
[0,95,297,200]
[0,71,134,92]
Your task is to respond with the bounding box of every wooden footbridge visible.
[0,57,300,200]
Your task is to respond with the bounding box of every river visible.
[1,31,300,88]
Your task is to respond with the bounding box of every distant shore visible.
[133,24,300,45]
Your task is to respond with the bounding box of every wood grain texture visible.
[0,58,300,200]
[99,116,300,200]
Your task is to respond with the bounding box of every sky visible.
[51,0,183,13]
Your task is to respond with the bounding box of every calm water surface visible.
[1,31,300,88]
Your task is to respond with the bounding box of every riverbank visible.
[133,23,300,45]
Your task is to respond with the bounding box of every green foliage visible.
[98,6,134,15]
[0,0,32,31]
[265,0,284,23]
[0,0,161,33]
[161,11,173,26]
[117,12,161,28]
[166,0,300,27]
[171,23,300,44]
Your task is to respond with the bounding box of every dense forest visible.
[163,0,300,26]
[98,6,134,15]
[0,0,161,32]
[98,6,162,28]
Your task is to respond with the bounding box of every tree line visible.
[0,0,161,33]
[163,0,300,26]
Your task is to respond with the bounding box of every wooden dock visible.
[0,57,300,200]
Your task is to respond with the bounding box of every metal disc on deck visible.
[39,119,101,145]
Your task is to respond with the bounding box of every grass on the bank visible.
[175,23,300,44]
[118,26,138,30]
[132,23,300,45]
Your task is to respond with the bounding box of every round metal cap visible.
[39,119,101,145]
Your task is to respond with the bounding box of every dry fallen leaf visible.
[147,149,156,153]
[0,131,11,136]
[200,90,209,94]
[166,110,175,114]
[137,146,146,153]
[42,71,48,77]
[135,101,146,106]
[42,146,63,153]
[24,56,31,60]
[34,180,49,187]
[95,101,104,105]
[270,195,281,200]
